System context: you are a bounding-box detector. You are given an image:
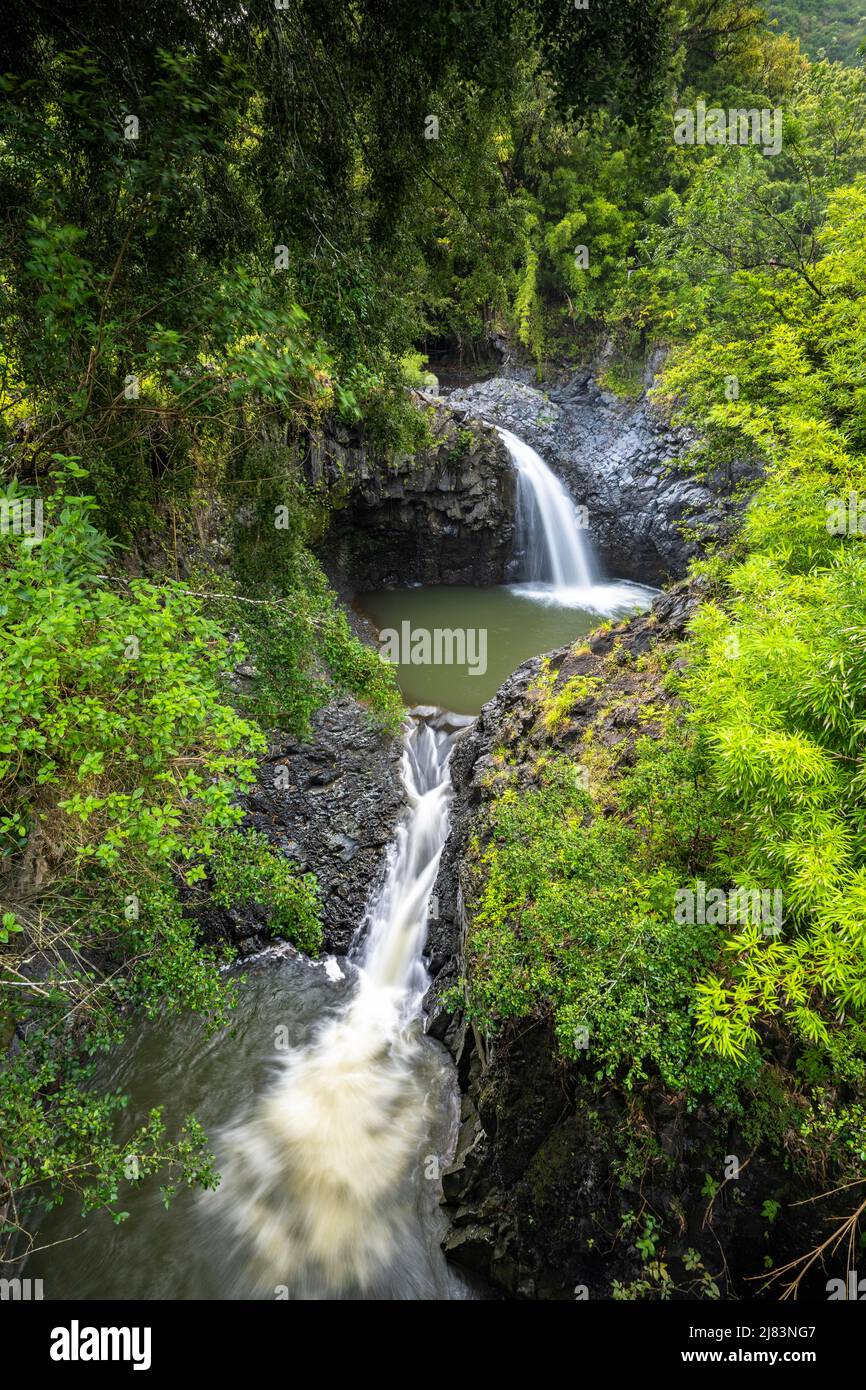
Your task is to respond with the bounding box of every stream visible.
[28,424,655,1300]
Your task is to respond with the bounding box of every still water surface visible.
[356,582,655,715]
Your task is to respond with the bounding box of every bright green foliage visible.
[649,183,866,1062]
[769,1,866,64]
[0,483,263,872]
[541,673,601,733]
[618,59,866,353]
[209,830,322,958]
[493,105,663,361]
[0,481,325,1247]
[1,1053,218,1222]
[463,750,746,1098]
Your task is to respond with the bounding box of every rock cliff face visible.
[447,375,760,585]
[309,396,516,589]
[196,696,406,958]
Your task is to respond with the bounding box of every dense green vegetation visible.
[435,1,866,1288]
[466,738,742,1098]
[2,0,866,1292]
[769,0,865,64]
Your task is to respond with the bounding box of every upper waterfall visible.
[496,424,655,616]
[499,425,594,589]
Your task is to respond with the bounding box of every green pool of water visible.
[356,582,656,715]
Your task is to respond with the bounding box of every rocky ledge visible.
[197,696,406,957]
[309,394,516,590]
[447,375,760,585]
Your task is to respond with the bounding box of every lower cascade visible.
[212,708,472,1299]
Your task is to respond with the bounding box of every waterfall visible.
[205,422,655,1297]
[500,425,594,589]
[213,709,471,1299]
[497,424,655,616]
[361,714,456,996]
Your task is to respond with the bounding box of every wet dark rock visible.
[447,375,761,585]
[196,696,405,957]
[311,394,516,589]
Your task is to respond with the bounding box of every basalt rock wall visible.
[447,375,760,586]
[309,394,516,590]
